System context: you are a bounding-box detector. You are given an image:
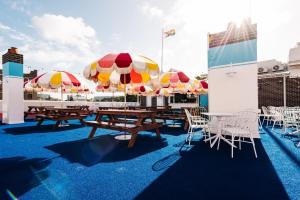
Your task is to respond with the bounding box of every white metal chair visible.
[222,111,258,158]
[184,109,210,146]
[268,107,284,130]
[284,109,300,147]
[261,106,272,126]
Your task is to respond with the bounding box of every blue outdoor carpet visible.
[0,117,299,200]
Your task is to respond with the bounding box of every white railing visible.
[169,103,199,109]
[0,100,140,112]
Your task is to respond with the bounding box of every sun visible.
[227,0,252,26]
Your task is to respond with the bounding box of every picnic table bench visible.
[85,109,162,148]
[155,108,189,130]
[24,106,54,118]
[67,105,94,115]
[35,107,87,129]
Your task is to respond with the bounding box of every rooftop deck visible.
[0,117,299,200]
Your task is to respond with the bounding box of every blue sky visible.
[1,0,300,78]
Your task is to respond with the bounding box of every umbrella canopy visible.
[128,85,153,96]
[154,88,172,97]
[160,69,190,88]
[29,71,81,89]
[186,79,208,95]
[25,71,83,102]
[84,53,160,85]
[199,80,208,90]
[95,84,124,93]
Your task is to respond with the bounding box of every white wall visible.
[208,63,258,113]
[2,77,24,124]
[208,63,259,137]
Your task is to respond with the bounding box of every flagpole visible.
[161,28,164,73]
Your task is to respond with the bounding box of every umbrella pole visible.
[111,91,115,107]
[124,84,127,108]
[61,85,63,108]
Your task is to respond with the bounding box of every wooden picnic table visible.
[67,105,93,115]
[85,109,163,148]
[35,107,87,129]
[155,108,188,130]
[97,106,188,129]
[24,106,54,118]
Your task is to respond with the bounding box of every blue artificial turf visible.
[0,117,299,200]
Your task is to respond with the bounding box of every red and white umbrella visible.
[25,71,82,101]
[28,71,81,89]
[127,85,153,96]
[159,69,190,88]
[83,53,160,85]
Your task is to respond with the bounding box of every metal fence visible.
[258,73,300,108]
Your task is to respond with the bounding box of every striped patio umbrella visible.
[84,53,159,85]
[186,79,208,95]
[84,53,160,103]
[160,69,190,88]
[154,88,172,97]
[128,85,153,96]
[29,71,81,89]
[26,71,82,101]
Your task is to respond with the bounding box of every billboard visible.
[208,19,257,68]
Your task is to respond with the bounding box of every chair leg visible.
[207,129,212,146]
[231,136,235,158]
[272,120,277,130]
[186,127,191,142]
[217,137,220,150]
[186,133,190,143]
[239,137,241,150]
[262,117,265,125]
[251,138,257,158]
[203,130,207,141]
[188,128,193,146]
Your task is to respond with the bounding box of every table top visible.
[202,112,235,116]
[28,105,54,108]
[46,107,82,112]
[97,109,156,115]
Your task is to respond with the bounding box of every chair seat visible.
[222,127,251,137]
[191,124,208,129]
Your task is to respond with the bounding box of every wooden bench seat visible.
[85,113,162,148]
[35,108,87,129]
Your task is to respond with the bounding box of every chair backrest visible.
[261,106,269,115]
[189,107,200,116]
[236,111,258,134]
[184,109,193,126]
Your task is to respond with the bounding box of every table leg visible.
[88,127,98,138]
[37,118,44,126]
[204,134,218,142]
[155,128,161,138]
[53,120,62,129]
[79,118,85,125]
[220,135,237,148]
[210,135,220,148]
[128,132,138,148]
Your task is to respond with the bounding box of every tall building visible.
[1,47,38,99]
[258,42,300,107]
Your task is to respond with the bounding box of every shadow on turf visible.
[3,124,84,135]
[0,156,51,200]
[147,126,187,136]
[135,139,290,200]
[263,126,300,168]
[46,134,168,166]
